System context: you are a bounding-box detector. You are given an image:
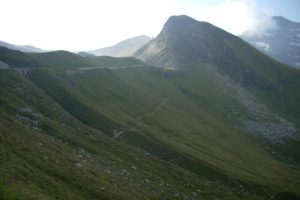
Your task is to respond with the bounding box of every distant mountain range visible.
[88,35,151,57]
[0,40,46,53]
[241,16,300,69]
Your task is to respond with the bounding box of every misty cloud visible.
[191,0,278,36]
[239,0,278,36]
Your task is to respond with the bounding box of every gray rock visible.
[144,178,150,184]
[0,61,9,69]
[120,169,130,176]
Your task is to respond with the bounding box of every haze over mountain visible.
[241,16,300,69]
[0,40,46,53]
[89,35,151,57]
[1,14,300,200]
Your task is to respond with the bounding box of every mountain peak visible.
[272,15,297,26]
[134,14,299,88]
[166,15,198,24]
[272,16,291,22]
[135,15,234,68]
[162,15,206,33]
[160,15,204,37]
[272,15,288,20]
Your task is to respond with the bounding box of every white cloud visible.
[188,0,278,36]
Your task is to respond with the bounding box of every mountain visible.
[1,47,272,200]
[0,40,46,53]
[241,16,300,69]
[135,15,300,115]
[1,15,300,199]
[77,51,96,57]
[135,15,300,166]
[89,35,151,57]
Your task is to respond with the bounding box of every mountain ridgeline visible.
[1,15,300,200]
[89,35,151,57]
[135,15,300,118]
[0,40,46,53]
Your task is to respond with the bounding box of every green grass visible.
[28,63,300,195]
[0,181,26,200]
[1,44,300,199]
[1,69,276,199]
[0,47,38,68]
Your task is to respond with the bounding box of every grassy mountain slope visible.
[27,61,300,196]
[1,69,263,200]
[1,15,300,199]
[134,15,300,167]
[0,47,39,68]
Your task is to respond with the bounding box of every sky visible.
[0,0,299,51]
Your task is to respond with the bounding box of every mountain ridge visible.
[89,35,151,57]
[134,15,300,164]
[0,40,46,53]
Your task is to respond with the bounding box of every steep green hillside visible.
[134,15,300,167]
[0,47,39,68]
[1,15,300,200]
[27,62,300,197]
[1,69,267,200]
